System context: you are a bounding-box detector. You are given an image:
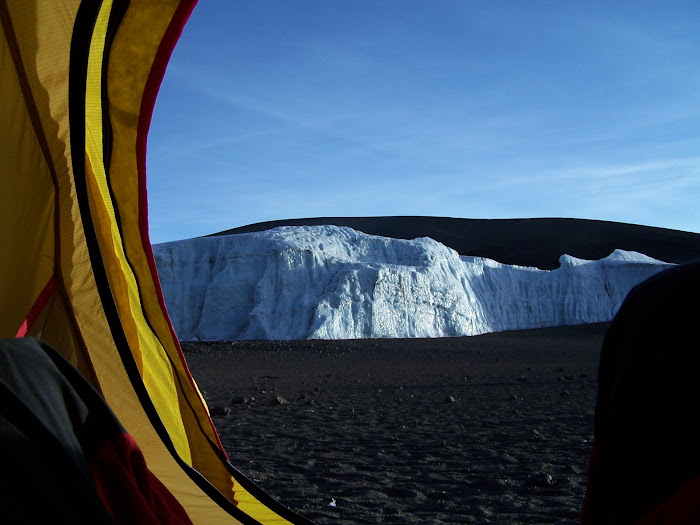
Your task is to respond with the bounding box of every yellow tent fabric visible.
[0,1,309,523]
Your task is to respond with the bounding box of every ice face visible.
[153,225,672,341]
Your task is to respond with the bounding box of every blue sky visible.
[147,1,700,243]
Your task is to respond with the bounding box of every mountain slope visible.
[212,217,700,270]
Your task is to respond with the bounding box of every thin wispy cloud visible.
[146,1,700,243]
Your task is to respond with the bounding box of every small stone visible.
[445,395,457,403]
[526,472,556,487]
[272,395,289,406]
[229,396,249,405]
[561,390,572,397]
[531,429,542,440]
[210,406,231,417]
[516,375,529,382]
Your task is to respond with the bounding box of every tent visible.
[0,1,310,523]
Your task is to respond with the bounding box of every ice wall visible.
[153,225,672,341]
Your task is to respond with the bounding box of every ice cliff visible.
[153,225,672,341]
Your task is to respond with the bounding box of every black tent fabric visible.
[583,261,700,523]
[0,337,193,524]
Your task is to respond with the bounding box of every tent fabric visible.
[0,2,311,523]
[582,261,700,524]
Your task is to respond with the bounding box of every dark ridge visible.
[210,217,700,270]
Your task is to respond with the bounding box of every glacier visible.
[153,225,673,341]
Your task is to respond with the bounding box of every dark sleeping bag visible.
[0,337,192,524]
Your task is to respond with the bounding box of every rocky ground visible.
[183,322,607,524]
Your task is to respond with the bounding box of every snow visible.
[153,225,673,341]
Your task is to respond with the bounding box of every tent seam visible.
[0,3,59,186]
[0,3,102,392]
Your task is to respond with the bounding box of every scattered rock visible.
[445,395,457,403]
[503,454,519,464]
[272,395,289,406]
[531,429,542,440]
[526,472,556,487]
[560,389,572,397]
[229,396,250,405]
[210,406,231,417]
